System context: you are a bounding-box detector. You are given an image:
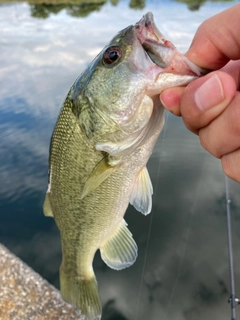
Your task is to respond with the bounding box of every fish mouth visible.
[135,12,208,76]
[135,12,176,68]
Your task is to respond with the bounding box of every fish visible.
[43,12,204,320]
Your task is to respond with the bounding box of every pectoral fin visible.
[43,193,54,217]
[95,131,142,157]
[100,220,138,270]
[80,156,118,199]
[129,166,153,215]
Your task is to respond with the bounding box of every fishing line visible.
[164,151,207,319]
[225,175,238,320]
[134,122,239,320]
[134,110,170,320]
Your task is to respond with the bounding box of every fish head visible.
[71,12,204,156]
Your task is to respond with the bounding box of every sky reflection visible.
[1,1,240,320]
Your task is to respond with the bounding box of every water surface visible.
[1,1,240,319]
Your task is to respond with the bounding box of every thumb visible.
[180,71,236,134]
[161,71,236,135]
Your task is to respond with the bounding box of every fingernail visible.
[194,74,224,111]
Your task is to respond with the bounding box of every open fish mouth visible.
[135,12,208,76]
[135,12,176,68]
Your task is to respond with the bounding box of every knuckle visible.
[199,128,222,158]
[222,151,240,183]
[228,95,240,137]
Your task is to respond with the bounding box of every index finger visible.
[186,3,240,70]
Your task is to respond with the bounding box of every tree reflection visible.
[102,299,129,320]
[66,2,107,17]
[0,0,237,17]
[30,1,106,19]
[30,4,66,18]
[175,0,235,11]
[175,0,206,11]
[129,0,145,9]
[110,0,120,6]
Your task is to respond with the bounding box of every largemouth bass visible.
[43,12,203,320]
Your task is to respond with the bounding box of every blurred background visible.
[1,0,240,319]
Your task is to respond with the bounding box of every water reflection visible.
[175,0,236,11]
[129,0,145,9]
[102,300,129,320]
[30,1,107,19]
[0,0,238,19]
[175,0,207,11]
[1,1,240,320]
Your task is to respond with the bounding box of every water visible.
[1,1,240,319]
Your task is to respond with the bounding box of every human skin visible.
[160,4,240,182]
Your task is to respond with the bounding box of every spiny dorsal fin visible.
[80,156,119,199]
[100,220,138,270]
[129,166,153,215]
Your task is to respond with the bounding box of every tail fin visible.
[60,268,101,320]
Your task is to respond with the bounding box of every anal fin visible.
[100,220,137,270]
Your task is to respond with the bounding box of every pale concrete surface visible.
[0,244,82,320]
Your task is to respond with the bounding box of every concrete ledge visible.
[0,244,82,320]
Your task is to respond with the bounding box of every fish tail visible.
[60,267,101,320]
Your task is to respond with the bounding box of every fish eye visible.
[103,46,122,65]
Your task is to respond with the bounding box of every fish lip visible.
[136,12,162,43]
[135,12,175,68]
[135,12,172,47]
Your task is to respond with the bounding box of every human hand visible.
[160,4,240,182]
